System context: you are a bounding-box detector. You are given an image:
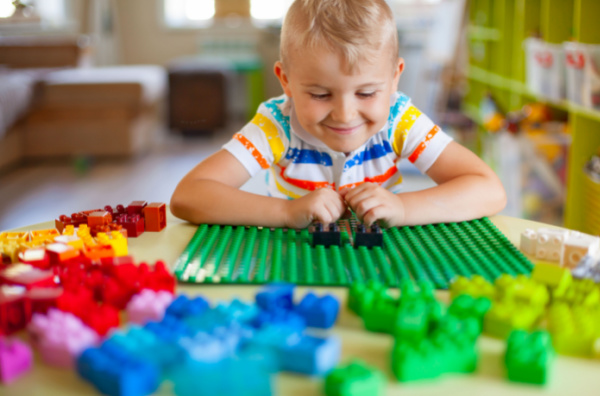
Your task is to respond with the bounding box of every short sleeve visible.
[222,100,289,177]
[390,99,453,172]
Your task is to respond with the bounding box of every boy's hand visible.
[341,183,405,228]
[285,188,347,229]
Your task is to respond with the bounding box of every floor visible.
[0,126,435,231]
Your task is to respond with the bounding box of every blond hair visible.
[280,0,398,73]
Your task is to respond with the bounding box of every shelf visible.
[468,25,501,41]
[467,65,600,121]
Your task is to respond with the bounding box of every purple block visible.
[0,337,33,384]
[28,308,99,368]
[126,289,174,325]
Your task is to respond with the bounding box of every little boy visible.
[170,0,506,229]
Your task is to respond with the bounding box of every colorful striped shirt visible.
[223,92,452,199]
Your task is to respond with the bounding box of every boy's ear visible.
[274,61,293,97]
[393,58,405,87]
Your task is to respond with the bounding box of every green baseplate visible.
[173,217,533,289]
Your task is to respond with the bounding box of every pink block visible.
[0,337,32,384]
[27,308,99,368]
[126,289,174,325]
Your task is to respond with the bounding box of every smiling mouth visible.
[326,124,363,135]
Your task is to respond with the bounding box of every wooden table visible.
[3,213,600,396]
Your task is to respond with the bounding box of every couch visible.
[0,36,166,172]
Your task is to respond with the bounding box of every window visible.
[163,0,294,28]
[0,0,69,25]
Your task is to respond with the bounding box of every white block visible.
[520,228,538,255]
[562,231,600,268]
[535,228,568,262]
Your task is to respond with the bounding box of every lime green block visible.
[530,262,573,294]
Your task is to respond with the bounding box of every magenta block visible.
[126,289,174,325]
[28,308,99,368]
[0,337,32,384]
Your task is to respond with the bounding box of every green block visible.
[505,330,554,385]
[391,339,443,382]
[363,296,399,334]
[324,360,385,396]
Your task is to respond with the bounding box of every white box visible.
[524,38,565,101]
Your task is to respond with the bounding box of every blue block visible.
[250,308,306,331]
[165,294,209,319]
[280,335,341,376]
[295,292,340,329]
[255,283,295,312]
[144,315,194,343]
[214,298,259,324]
[179,332,233,363]
[76,347,160,396]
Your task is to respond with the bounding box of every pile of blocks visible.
[520,227,599,270]
[348,280,482,382]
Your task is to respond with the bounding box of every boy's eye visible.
[310,93,330,100]
[357,92,376,98]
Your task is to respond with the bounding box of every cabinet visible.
[463,0,600,233]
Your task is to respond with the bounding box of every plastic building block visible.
[255,283,295,312]
[447,294,491,334]
[28,309,99,368]
[250,308,306,332]
[76,345,160,396]
[115,213,145,238]
[143,202,167,232]
[0,263,56,290]
[362,296,399,334]
[553,278,600,307]
[0,337,32,384]
[127,200,148,216]
[530,262,572,294]
[213,298,259,324]
[30,229,60,244]
[166,294,210,320]
[547,303,600,357]
[562,232,600,269]
[103,204,127,218]
[572,253,600,282]
[520,228,538,255]
[103,277,137,310]
[144,315,194,343]
[174,217,533,288]
[27,287,64,315]
[280,334,341,375]
[83,244,115,261]
[53,234,85,250]
[535,228,569,262]
[140,260,176,293]
[104,326,184,374]
[88,211,113,227]
[45,242,80,265]
[324,360,385,396]
[493,274,549,308]
[96,231,128,257]
[295,292,339,329]
[449,275,495,300]
[354,223,383,248]
[347,281,387,316]
[84,303,121,337]
[505,330,553,385]
[127,289,174,325]
[483,301,542,339]
[0,285,31,335]
[311,222,341,247]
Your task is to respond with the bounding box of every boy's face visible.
[275,45,403,153]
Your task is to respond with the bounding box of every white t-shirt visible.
[223,92,452,199]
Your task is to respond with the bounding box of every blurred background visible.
[0,0,599,236]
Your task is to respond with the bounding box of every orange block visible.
[143,202,167,232]
[83,244,115,260]
[45,243,80,264]
[88,211,113,227]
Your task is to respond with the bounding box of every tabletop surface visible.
[3,213,600,396]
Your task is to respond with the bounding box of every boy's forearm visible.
[170,179,290,227]
[398,174,506,226]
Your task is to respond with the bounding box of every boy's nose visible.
[331,97,357,124]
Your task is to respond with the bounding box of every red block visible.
[103,204,127,217]
[115,214,144,238]
[0,286,31,335]
[46,243,80,265]
[127,201,148,216]
[143,202,167,232]
[99,256,135,275]
[143,261,175,293]
[27,287,63,315]
[57,287,95,319]
[84,303,120,336]
[18,248,51,270]
[0,265,56,290]
[102,278,136,310]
